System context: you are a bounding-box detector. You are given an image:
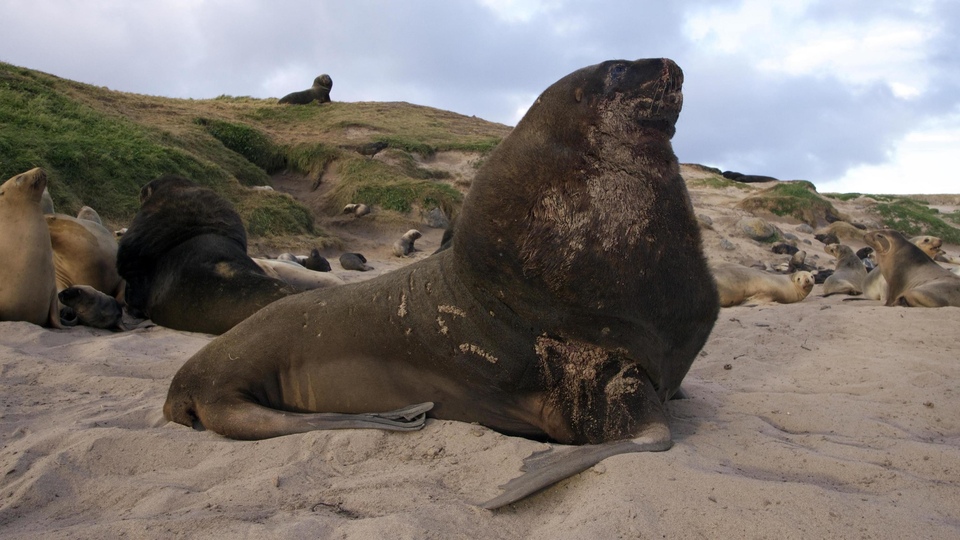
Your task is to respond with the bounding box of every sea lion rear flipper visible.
[478,423,672,510]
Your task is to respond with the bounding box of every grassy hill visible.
[3,61,957,245]
[0,61,509,238]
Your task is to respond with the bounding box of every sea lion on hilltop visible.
[58,285,124,330]
[278,74,332,105]
[392,229,422,257]
[342,203,370,218]
[822,243,867,296]
[116,175,298,334]
[0,168,61,327]
[338,252,372,271]
[712,262,815,307]
[863,229,960,307]
[164,58,718,508]
[46,213,123,297]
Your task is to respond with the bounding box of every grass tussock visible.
[871,198,960,244]
[736,181,842,227]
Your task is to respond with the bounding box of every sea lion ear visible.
[574,88,583,103]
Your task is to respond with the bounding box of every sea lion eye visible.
[609,64,627,81]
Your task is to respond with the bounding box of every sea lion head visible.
[314,74,333,89]
[910,235,942,259]
[792,271,815,295]
[1,167,48,205]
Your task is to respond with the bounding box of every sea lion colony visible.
[2,60,959,510]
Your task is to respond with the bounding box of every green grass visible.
[736,181,841,226]
[1,61,510,237]
[873,198,960,244]
[688,174,753,190]
[824,192,862,201]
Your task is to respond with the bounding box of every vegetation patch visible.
[233,190,314,237]
[736,181,842,227]
[688,174,753,191]
[872,198,960,244]
[283,143,341,180]
[196,117,286,174]
[329,157,462,215]
[824,192,863,201]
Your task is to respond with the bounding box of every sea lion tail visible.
[478,424,672,510]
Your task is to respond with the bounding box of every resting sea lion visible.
[342,203,370,218]
[392,229,422,257]
[46,213,123,297]
[252,258,344,290]
[822,243,867,296]
[304,248,332,272]
[863,229,960,307]
[116,175,298,334]
[339,252,372,271]
[909,235,942,259]
[815,221,865,243]
[278,74,332,105]
[0,168,61,327]
[164,58,719,509]
[58,285,124,330]
[276,252,302,265]
[862,235,943,302]
[712,262,815,307]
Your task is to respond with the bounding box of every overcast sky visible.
[3,0,958,194]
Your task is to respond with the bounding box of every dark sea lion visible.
[357,141,389,157]
[771,243,800,256]
[164,58,719,508]
[392,229,422,257]
[278,74,332,105]
[116,175,297,334]
[46,213,123,297]
[822,243,867,296]
[0,168,61,327]
[58,285,124,330]
[864,229,960,307]
[304,248,332,272]
[339,252,372,271]
[712,263,815,307]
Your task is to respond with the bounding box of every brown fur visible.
[712,262,814,307]
[822,243,867,296]
[864,229,960,307]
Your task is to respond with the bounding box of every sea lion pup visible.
[304,248,332,271]
[58,285,124,330]
[392,229,422,257]
[278,74,332,105]
[76,205,103,225]
[712,262,815,307]
[164,58,719,509]
[342,203,371,218]
[822,243,867,296]
[116,175,298,334]
[339,252,372,271]
[864,229,960,307]
[252,257,344,290]
[0,168,61,327]
[46,213,123,298]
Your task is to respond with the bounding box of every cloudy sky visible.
[3,0,958,194]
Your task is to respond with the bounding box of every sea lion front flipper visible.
[194,401,434,440]
[478,423,672,510]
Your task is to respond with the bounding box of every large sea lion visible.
[164,58,719,508]
[822,243,867,296]
[45,213,123,297]
[863,229,960,307]
[278,74,332,105]
[116,175,298,334]
[712,262,815,307]
[0,168,61,327]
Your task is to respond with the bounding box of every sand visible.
[2,165,960,538]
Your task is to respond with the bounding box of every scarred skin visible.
[864,229,960,307]
[164,58,719,507]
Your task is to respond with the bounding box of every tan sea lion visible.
[278,74,332,105]
[862,235,946,302]
[822,243,867,296]
[909,235,942,259]
[46,213,123,297]
[164,58,719,509]
[392,229,422,257]
[252,258,344,290]
[0,168,61,327]
[116,175,298,334]
[815,221,865,243]
[863,229,960,307]
[712,262,815,307]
